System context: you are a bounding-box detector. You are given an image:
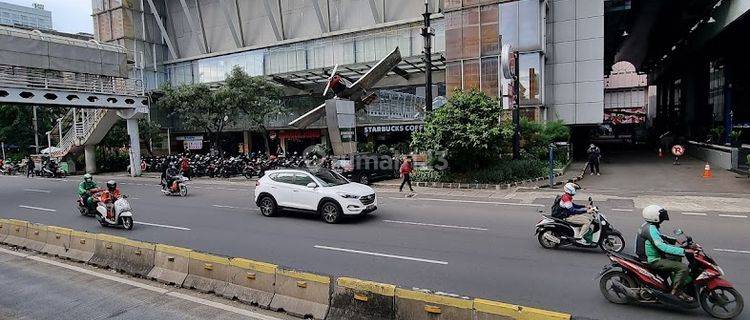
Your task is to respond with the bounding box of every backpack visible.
[550,195,564,218]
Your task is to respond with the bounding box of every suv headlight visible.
[336,192,359,199]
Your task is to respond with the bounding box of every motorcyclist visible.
[77,174,99,210]
[556,182,594,244]
[636,205,693,302]
[98,180,122,220]
[163,163,179,192]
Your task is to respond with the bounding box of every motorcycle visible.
[42,164,66,178]
[95,195,134,230]
[76,189,103,217]
[161,175,189,197]
[599,230,744,319]
[535,197,625,252]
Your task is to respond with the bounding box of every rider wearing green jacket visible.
[78,174,99,209]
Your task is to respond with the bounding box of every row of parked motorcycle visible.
[140,152,327,179]
[1,159,66,178]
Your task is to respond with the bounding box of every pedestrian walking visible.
[587,144,601,175]
[399,157,414,193]
[26,155,35,178]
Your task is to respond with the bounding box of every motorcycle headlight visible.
[336,192,359,199]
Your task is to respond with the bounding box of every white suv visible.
[253,168,378,223]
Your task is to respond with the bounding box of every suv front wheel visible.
[320,201,342,224]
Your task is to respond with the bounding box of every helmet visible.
[106,180,117,191]
[564,182,579,195]
[642,205,669,224]
[83,173,93,182]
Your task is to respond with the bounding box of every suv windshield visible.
[310,168,349,187]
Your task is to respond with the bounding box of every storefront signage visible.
[363,124,424,134]
[183,140,203,150]
[279,130,322,140]
[176,135,203,141]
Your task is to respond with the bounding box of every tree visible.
[139,118,163,156]
[99,118,163,156]
[0,104,66,154]
[412,89,507,171]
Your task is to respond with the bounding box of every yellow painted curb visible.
[96,233,128,243]
[47,226,72,235]
[155,244,192,257]
[189,251,230,265]
[395,288,473,309]
[119,238,155,250]
[474,298,521,317]
[277,269,330,284]
[519,306,571,320]
[337,277,396,297]
[70,230,96,239]
[230,257,276,274]
[6,219,28,227]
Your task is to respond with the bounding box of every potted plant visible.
[729,130,742,147]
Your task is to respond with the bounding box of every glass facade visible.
[708,60,725,122]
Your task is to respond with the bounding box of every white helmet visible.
[642,205,669,223]
[564,182,578,195]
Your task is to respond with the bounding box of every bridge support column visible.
[126,118,142,177]
[84,145,97,174]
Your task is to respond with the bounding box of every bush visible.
[411,159,547,185]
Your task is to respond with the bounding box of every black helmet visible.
[106,180,117,191]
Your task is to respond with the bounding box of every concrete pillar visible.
[126,118,142,177]
[84,145,96,173]
[243,130,251,154]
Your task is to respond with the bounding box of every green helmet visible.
[83,173,93,182]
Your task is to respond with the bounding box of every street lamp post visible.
[512,51,521,160]
[422,0,434,112]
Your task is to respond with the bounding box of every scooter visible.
[95,195,134,230]
[535,197,625,252]
[599,230,744,319]
[161,175,188,197]
[76,189,103,217]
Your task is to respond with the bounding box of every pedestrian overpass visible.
[0,25,148,175]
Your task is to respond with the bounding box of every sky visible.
[2,0,93,34]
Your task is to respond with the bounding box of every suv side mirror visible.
[306,182,317,189]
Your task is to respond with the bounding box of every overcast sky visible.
[3,0,93,34]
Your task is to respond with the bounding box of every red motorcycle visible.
[599,230,743,319]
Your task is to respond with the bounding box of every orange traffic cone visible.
[703,163,713,179]
[658,148,663,158]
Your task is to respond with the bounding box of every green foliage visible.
[729,130,742,143]
[376,144,392,156]
[520,118,571,160]
[412,90,506,171]
[746,154,750,169]
[99,120,128,148]
[95,148,129,173]
[139,118,163,155]
[0,105,66,154]
[360,141,376,153]
[411,159,547,184]
[711,125,724,142]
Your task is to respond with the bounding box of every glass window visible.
[445,11,463,60]
[294,173,316,186]
[463,59,480,90]
[462,8,480,59]
[446,62,462,95]
[445,0,462,10]
[481,57,499,97]
[271,172,295,184]
[309,168,348,187]
[464,0,479,6]
[500,2,518,49]
[518,0,541,50]
[519,53,541,105]
[480,5,499,56]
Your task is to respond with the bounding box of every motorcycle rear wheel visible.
[600,233,625,253]
[537,230,560,249]
[600,270,637,304]
[700,287,744,319]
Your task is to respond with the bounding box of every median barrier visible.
[63,230,96,262]
[394,288,473,320]
[2,219,29,248]
[89,233,127,270]
[474,298,520,320]
[518,306,571,320]
[183,251,231,294]
[223,257,276,308]
[269,268,331,320]
[147,244,191,285]
[0,219,10,243]
[41,226,72,257]
[24,222,48,252]
[328,277,396,320]
[117,238,155,277]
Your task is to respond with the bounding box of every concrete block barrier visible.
[89,234,126,270]
[183,251,231,294]
[394,288,473,320]
[117,238,156,277]
[0,219,11,243]
[474,299,521,320]
[518,306,571,320]
[2,219,29,248]
[24,222,49,252]
[328,277,396,320]
[63,230,96,262]
[222,258,276,308]
[41,226,73,257]
[147,244,191,285]
[269,268,331,320]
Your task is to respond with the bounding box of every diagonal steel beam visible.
[179,0,207,54]
[309,0,329,33]
[367,0,383,23]
[263,0,283,41]
[220,0,243,48]
[145,0,179,59]
[234,0,245,44]
[194,0,210,52]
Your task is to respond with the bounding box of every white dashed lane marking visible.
[18,205,56,212]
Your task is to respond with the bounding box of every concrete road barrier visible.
[269,268,331,320]
[89,233,127,270]
[25,222,49,252]
[2,219,29,248]
[394,288,473,320]
[117,238,155,277]
[147,244,191,285]
[328,277,396,320]
[518,306,570,320]
[63,230,96,262]
[183,251,231,294]
[223,257,276,308]
[474,299,521,320]
[0,219,11,243]
[41,226,73,257]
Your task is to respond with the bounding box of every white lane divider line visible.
[18,205,57,212]
[718,214,748,218]
[610,208,633,212]
[313,245,448,265]
[383,219,488,231]
[134,221,191,231]
[0,247,284,320]
[23,188,51,193]
[681,212,708,216]
[386,197,544,207]
[714,248,750,255]
[212,204,239,209]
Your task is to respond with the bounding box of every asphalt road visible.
[1,174,748,320]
